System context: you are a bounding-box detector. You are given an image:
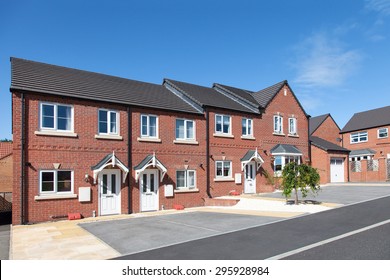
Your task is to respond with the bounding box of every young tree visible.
[281,162,320,205]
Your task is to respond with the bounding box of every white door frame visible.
[99,169,121,216]
[244,161,256,194]
[140,169,159,212]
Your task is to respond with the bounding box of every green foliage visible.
[0,138,12,142]
[281,162,320,204]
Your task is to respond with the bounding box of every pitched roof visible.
[251,80,287,108]
[341,106,390,133]
[310,136,350,152]
[164,79,257,113]
[10,57,202,115]
[213,83,259,107]
[0,142,12,160]
[270,144,302,155]
[309,114,330,135]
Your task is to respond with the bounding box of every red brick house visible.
[340,106,390,182]
[10,57,310,224]
[309,114,349,184]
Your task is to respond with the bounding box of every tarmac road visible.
[115,195,390,260]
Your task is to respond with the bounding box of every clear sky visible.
[1,0,389,140]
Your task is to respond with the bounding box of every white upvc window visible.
[242,118,253,136]
[378,128,388,139]
[40,102,73,132]
[273,155,300,176]
[288,118,297,135]
[176,119,195,140]
[350,131,368,143]
[141,114,158,138]
[176,170,196,189]
[98,109,119,135]
[215,114,231,135]
[39,170,73,194]
[215,160,232,179]
[273,115,283,134]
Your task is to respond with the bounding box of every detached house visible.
[340,106,390,182]
[10,57,310,225]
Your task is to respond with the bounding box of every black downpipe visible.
[307,115,311,164]
[20,93,26,224]
[127,106,132,214]
[206,108,212,198]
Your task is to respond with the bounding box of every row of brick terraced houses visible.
[10,58,390,225]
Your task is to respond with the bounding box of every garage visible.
[330,158,345,183]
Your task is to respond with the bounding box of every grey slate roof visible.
[309,114,330,135]
[241,150,256,162]
[349,148,376,157]
[341,106,390,133]
[270,144,302,155]
[251,80,286,108]
[164,79,257,114]
[213,83,259,107]
[310,136,350,152]
[10,57,202,115]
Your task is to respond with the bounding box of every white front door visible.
[99,169,121,216]
[140,170,159,212]
[330,158,344,183]
[244,162,256,194]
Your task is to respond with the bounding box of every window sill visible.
[34,194,78,201]
[35,131,78,138]
[214,177,235,182]
[288,134,299,138]
[173,140,199,145]
[137,137,162,143]
[273,132,285,136]
[174,188,200,193]
[213,133,234,139]
[241,135,256,140]
[95,134,123,140]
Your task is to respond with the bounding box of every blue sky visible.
[1,0,389,140]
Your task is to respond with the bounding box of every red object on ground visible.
[173,204,185,210]
[229,190,240,196]
[68,213,81,220]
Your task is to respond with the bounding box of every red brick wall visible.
[0,154,12,193]
[312,116,341,145]
[208,84,309,196]
[342,126,390,158]
[349,159,387,182]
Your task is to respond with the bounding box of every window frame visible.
[350,131,368,144]
[242,118,253,137]
[273,115,283,134]
[378,128,388,139]
[140,114,159,139]
[273,155,300,176]
[175,119,196,141]
[215,160,232,179]
[39,102,74,132]
[288,117,297,135]
[176,170,196,190]
[39,170,74,195]
[215,114,232,135]
[98,109,119,136]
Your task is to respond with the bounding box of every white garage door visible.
[330,158,344,183]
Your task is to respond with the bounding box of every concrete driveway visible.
[259,184,390,205]
[80,212,283,256]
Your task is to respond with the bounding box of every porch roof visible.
[240,149,264,171]
[91,152,129,184]
[270,144,302,155]
[350,148,376,157]
[134,153,167,182]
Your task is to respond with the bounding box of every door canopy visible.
[134,153,167,183]
[241,148,264,171]
[91,151,129,184]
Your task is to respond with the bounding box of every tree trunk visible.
[294,187,298,205]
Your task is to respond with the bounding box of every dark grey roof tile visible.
[310,136,350,152]
[341,106,390,133]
